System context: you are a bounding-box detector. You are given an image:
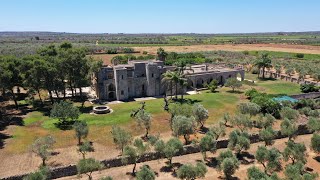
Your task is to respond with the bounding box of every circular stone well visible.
[93,106,111,114]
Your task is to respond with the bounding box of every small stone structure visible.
[94,60,245,101]
[92,106,111,114]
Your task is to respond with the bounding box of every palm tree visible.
[162,71,175,98]
[178,74,188,100]
[157,48,168,61]
[254,53,272,79]
[274,64,282,78]
[285,67,295,80]
[171,71,181,100]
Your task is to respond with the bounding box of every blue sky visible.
[1,0,319,33]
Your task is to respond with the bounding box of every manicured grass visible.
[257,80,301,95]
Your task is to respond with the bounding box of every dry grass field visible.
[92,44,320,65]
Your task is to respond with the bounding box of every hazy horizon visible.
[1,0,320,33]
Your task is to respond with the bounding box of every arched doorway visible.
[219,76,224,84]
[196,78,204,88]
[108,92,115,100]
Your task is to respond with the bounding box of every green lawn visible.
[257,80,301,95]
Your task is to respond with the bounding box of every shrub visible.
[296,53,304,58]
[300,84,318,93]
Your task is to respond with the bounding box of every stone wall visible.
[3,125,312,180]
[290,92,320,100]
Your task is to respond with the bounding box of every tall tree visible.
[254,53,272,79]
[0,56,23,108]
[157,48,168,61]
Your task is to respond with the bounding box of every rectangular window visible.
[121,90,124,95]
[121,75,124,79]
[152,73,154,78]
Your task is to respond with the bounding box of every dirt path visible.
[133,44,320,55]
[58,134,319,180]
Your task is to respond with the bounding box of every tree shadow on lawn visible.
[172,98,202,105]
[226,90,243,94]
[79,105,93,114]
[258,77,277,81]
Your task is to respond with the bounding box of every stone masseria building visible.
[95,60,245,101]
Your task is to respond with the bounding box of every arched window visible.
[108,84,115,91]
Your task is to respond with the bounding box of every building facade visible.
[95,60,245,101]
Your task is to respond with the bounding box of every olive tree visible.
[172,115,197,144]
[122,139,149,175]
[228,130,250,155]
[283,140,307,164]
[177,162,207,180]
[136,165,155,180]
[208,121,226,140]
[231,114,253,132]
[78,141,94,159]
[238,102,261,117]
[111,126,132,154]
[285,162,318,180]
[307,117,320,132]
[23,166,50,180]
[222,113,232,127]
[259,126,276,146]
[154,138,183,167]
[135,109,152,138]
[73,121,89,145]
[247,166,279,180]
[225,78,242,92]
[280,107,299,121]
[311,133,320,154]
[77,158,104,180]
[217,150,240,179]
[31,136,56,166]
[256,146,282,174]
[256,114,275,129]
[280,118,298,141]
[199,133,217,159]
[192,103,209,128]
